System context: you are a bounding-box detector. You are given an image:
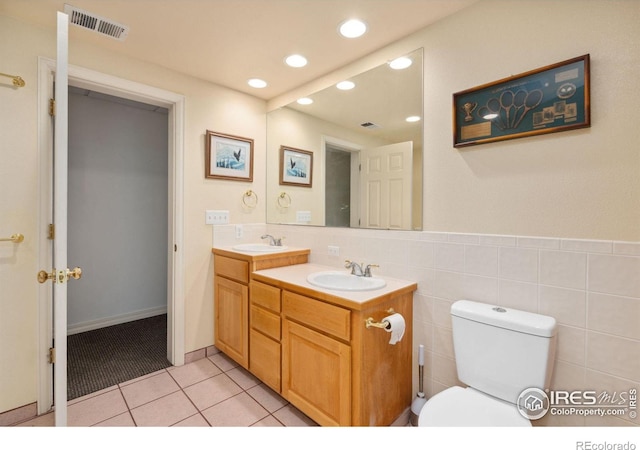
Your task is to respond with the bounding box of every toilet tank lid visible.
[451,300,557,337]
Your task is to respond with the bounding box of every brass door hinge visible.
[48,224,55,240]
[48,347,56,364]
[49,98,56,117]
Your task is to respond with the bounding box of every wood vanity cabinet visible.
[212,248,309,370]
[251,269,415,427]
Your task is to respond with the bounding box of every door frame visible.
[36,57,185,415]
[321,135,362,228]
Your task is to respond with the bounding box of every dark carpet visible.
[67,314,171,400]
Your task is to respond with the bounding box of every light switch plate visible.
[296,211,311,222]
[205,210,229,225]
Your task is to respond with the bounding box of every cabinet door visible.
[249,329,280,392]
[214,276,248,368]
[282,319,351,426]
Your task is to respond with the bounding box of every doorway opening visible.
[37,58,185,414]
[66,86,171,399]
[322,136,361,228]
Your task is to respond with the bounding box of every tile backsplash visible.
[213,224,639,426]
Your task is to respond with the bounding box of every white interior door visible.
[360,141,413,229]
[53,11,69,426]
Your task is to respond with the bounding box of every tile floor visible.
[16,349,318,427]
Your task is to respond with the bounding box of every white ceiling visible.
[1,0,478,100]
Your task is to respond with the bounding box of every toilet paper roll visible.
[383,313,405,345]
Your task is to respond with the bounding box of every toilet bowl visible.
[418,386,530,426]
[418,300,557,427]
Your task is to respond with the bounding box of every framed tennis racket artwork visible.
[453,54,590,148]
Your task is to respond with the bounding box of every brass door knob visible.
[67,267,82,280]
[37,270,54,284]
[37,267,83,283]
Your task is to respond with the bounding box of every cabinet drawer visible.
[215,255,249,283]
[250,329,281,392]
[250,305,280,340]
[250,281,281,312]
[283,291,350,341]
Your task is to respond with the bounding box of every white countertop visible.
[252,263,417,306]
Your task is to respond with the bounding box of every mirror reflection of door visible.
[360,141,413,229]
[325,145,352,227]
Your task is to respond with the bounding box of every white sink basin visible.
[232,243,289,252]
[307,271,386,291]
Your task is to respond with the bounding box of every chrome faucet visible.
[364,264,379,277]
[261,234,283,246]
[345,260,364,276]
[344,260,378,277]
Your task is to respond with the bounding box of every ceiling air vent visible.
[360,121,381,129]
[64,4,130,41]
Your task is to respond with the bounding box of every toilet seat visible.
[418,386,531,427]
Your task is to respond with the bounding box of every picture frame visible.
[453,54,590,148]
[205,130,254,181]
[279,146,313,187]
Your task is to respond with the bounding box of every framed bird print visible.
[205,130,254,181]
[279,146,313,187]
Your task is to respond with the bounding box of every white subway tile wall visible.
[213,225,640,427]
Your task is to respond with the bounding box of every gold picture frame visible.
[279,146,313,187]
[205,130,254,181]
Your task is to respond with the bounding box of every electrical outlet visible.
[235,224,243,239]
[328,245,340,256]
[205,210,229,225]
[297,211,311,222]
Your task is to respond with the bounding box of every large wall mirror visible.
[266,48,423,230]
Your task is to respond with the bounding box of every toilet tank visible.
[451,300,557,405]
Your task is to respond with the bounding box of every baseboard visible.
[0,402,37,426]
[67,306,168,335]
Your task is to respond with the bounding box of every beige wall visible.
[421,0,639,240]
[0,14,266,413]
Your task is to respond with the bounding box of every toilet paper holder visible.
[365,308,395,329]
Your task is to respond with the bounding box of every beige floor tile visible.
[130,391,198,427]
[120,371,180,409]
[183,373,243,411]
[251,415,284,427]
[68,389,129,426]
[167,357,222,388]
[68,385,118,406]
[94,411,136,427]
[226,366,261,390]
[172,413,210,427]
[208,352,239,372]
[15,412,54,427]
[119,369,168,387]
[200,392,269,426]
[246,384,288,413]
[272,405,318,427]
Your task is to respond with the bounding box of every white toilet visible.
[418,299,557,426]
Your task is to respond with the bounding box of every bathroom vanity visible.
[212,247,310,369]
[213,248,416,426]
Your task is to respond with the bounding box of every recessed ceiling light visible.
[406,116,421,123]
[297,97,313,105]
[338,19,367,38]
[285,54,308,68]
[336,81,355,90]
[389,57,413,70]
[247,78,267,88]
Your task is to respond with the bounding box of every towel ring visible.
[242,190,258,208]
[277,192,291,208]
